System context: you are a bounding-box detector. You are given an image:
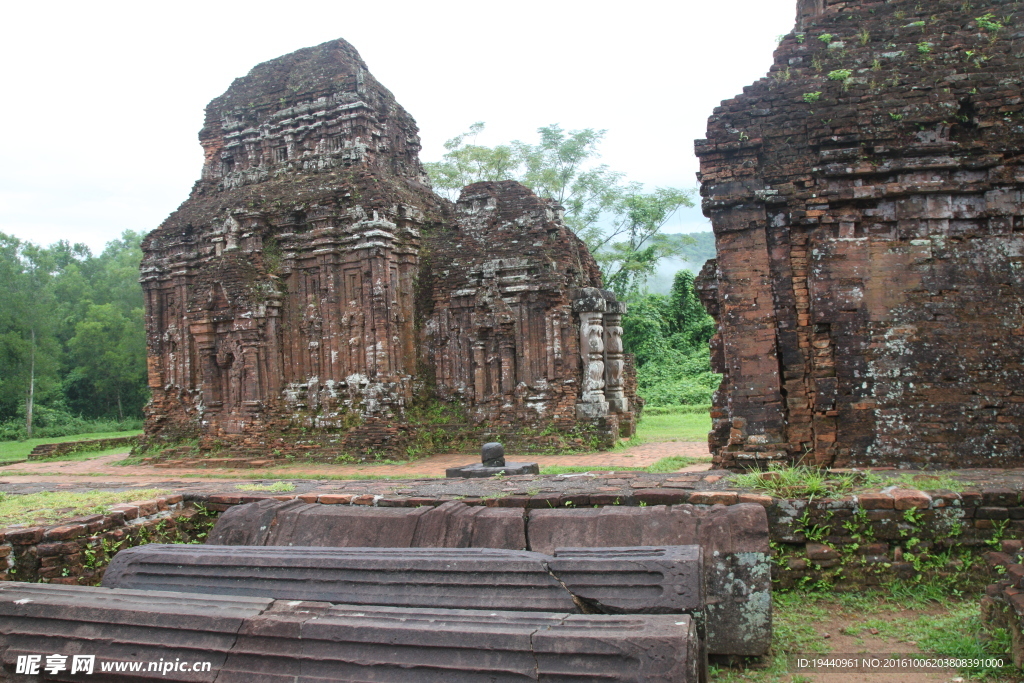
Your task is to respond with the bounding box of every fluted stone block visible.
[206,499,771,656]
[549,546,703,615]
[0,584,703,682]
[104,545,703,616]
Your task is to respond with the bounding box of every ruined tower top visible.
[197,38,426,189]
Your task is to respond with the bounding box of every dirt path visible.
[0,440,712,484]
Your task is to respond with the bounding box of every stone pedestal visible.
[445,462,539,478]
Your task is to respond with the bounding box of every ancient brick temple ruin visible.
[697,0,1024,470]
[140,39,635,458]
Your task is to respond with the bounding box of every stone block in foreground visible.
[0,583,703,682]
[103,544,703,616]
[206,499,771,656]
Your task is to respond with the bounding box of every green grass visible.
[0,489,167,528]
[636,411,710,442]
[0,431,142,463]
[539,455,707,476]
[710,588,1012,682]
[642,404,712,416]
[236,481,297,492]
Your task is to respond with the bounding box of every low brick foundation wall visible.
[193,484,1021,590]
[0,495,215,584]
[28,436,138,460]
[4,481,1018,591]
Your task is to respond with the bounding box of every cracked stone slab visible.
[549,546,704,615]
[528,504,771,657]
[104,544,703,618]
[0,584,703,682]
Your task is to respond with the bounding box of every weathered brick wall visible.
[141,39,636,460]
[27,436,138,460]
[0,496,214,585]
[696,0,1024,469]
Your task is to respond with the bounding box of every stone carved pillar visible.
[573,288,609,420]
[472,341,487,403]
[189,321,222,410]
[500,339,516,396]
[603,300,629,414]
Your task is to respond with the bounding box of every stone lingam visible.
[445,442,539,478]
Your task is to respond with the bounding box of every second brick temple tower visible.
[139,39,636,459]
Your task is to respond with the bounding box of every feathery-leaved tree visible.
[424,123,695,297]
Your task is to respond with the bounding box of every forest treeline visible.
[0,229,718,442]
[0,231,147,440]
[623,270,720,407]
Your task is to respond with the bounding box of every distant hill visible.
[666,232,716,264]
[643,232,716,294]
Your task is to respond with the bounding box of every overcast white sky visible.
[1,0,796,254]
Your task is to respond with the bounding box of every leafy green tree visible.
[620,269,720,407]
[423,123,517,199]
[0,235,63,436]
[425,123,695,296]
[0,230,148,439]
[598,188,696,297]
[68,303,147,420]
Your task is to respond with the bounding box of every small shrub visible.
[975,13,1003,31]
[828,69,853,81]
[803,92,823,103]
[818,33,834,44]
[917,42,932,54]
[732,464,858,498]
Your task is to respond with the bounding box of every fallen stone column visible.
[205,499,771,656]
[528,505,772,658]
[0,583,703,682]
[103,544,703,616]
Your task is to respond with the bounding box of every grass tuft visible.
[731,464,968,498]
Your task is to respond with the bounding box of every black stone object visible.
[445,442,537,477]
[481,442,506,467]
